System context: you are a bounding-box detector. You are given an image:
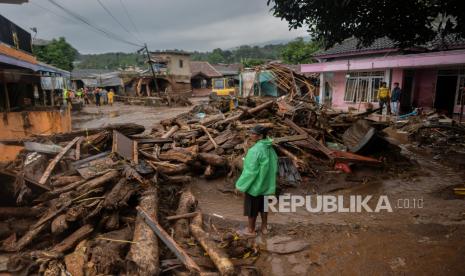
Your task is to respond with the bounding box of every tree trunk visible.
[126,186,159,275]
[190,213,235,276]
[174,189,197,240]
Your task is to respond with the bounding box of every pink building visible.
[301,37,465,115]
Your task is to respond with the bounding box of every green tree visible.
[280,37,321,64]
[241,58,264,68]
[33,37,78,71]
[268,0,465,48]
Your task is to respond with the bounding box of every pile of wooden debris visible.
[0,94,389,275]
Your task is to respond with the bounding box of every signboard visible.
[0,14,32,53]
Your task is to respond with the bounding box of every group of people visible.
[377,82,402,115]
[93,87,115,106]
[62,87,115,107]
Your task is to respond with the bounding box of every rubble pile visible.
[398,112,465,167]
[0,94,420,275]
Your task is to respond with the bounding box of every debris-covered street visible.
[1,1,465,275]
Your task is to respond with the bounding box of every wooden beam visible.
[166,211,199,221]
[136,207,201,273]
[38,137,81,185]
[199,125,218,149]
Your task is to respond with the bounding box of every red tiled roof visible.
[190,61,223,78]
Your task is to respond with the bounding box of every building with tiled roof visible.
[302,35,465,116]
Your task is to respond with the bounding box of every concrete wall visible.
[156,53,191,77]
[0,108,71,161]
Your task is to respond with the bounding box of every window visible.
[179,59,183,68]
[213,79,224,89]
[344,71,384,103]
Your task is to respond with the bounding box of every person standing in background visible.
[94,88,101,106]
[101,88,108,105]
[390,82,402,115]
[377,82,390,115]
[108,89,115,106]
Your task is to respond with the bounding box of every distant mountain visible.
[74,37,314,69]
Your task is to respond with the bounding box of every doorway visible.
[435,75,457,115]
[400,70,414,113]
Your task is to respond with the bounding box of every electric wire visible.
[96,0,143,44]
[119,0,143,43]
[47,0,143,48]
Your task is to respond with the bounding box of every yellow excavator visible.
[211,77,235,96]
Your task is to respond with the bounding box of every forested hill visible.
[74,38,321,69]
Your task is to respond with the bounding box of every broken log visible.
[38,137,81,185]
[3,221,49,252]
[51,176,83,187]
[136,206,201,273]
[51,214,69,235]
[174,189,197,240]
[166,211,200,221]
[201,113,225,126]
[199,125,218,149]
[222,100,274,124]
[64,240,88,276]
[190,213,235,276]
[147,161,189,175]
[127,186,159,275]
[274,144,306,170]
[77,170,119,193]
[198,152,227,167]
[0,207,42,218]
[159,146,198,163]
[52,224,93,254]
[103,178,136,210]
[162,125,180,138]
[88,227,133,275]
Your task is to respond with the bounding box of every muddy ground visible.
[73,101,465,275]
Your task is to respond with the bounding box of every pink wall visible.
[413,69,437,109]
[391,68,404,88]
[329,72,383,111]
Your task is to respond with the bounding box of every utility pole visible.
[143,43,158,94]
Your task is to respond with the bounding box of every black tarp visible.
[0,14,32,53]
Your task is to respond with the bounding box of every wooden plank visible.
[72,151,111,168]
[24,142,63,154]
[199,125,218,149]
[112,130,139,164]
[136,207,201,273]
[284,118,334,158]
[166,211,199,221]
[272,134,308,144]
[38,137,81,185]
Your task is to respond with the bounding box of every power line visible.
[119,0,143,42]
[96,0,143,44]
[46,0,143,48]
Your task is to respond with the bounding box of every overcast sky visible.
[1,0,308,54]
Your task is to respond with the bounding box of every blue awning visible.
[0,53,39,71]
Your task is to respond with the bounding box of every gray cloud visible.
[0,0,307,53]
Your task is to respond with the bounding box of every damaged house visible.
[0,14,71,161]
[129,50,192,96]
[303,36,465,116]
[190,61,222,96]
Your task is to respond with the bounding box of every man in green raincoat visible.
[236,125,278,236]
